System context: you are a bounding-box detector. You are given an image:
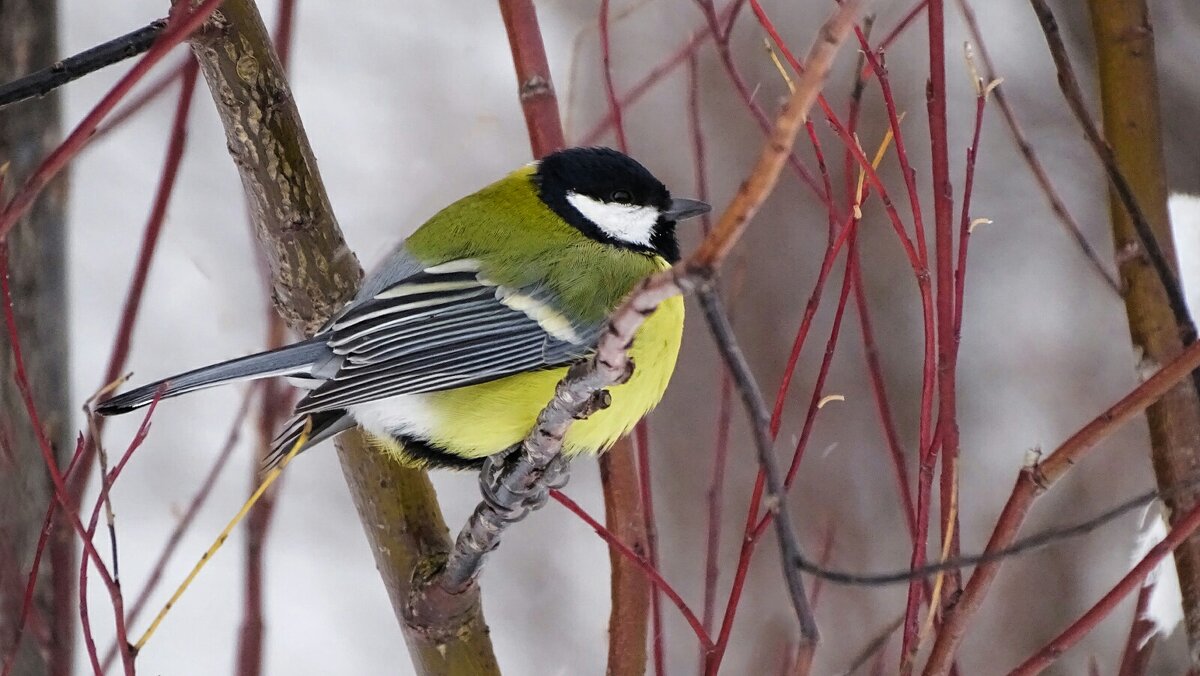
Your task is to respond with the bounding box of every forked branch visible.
[413,0,863,645]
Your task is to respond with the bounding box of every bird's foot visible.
[478,447,572,523]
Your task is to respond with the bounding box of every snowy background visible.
[54,0,1200,673]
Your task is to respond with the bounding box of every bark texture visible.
[185,1,500,673]
[0,2,72,674]
[1087,0,1200,662]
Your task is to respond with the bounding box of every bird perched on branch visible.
[98,147,709,469]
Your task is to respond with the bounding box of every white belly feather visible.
[347,394,440,441]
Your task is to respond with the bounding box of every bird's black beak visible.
[664,198,711,222]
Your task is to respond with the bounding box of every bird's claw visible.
[574,389,611,419]
[478,447,572,523]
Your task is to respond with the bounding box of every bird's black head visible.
[532,147,710,262]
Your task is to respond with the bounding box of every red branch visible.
[1010,499,1200,674]
[0,0,222,242]
[0,438,85,676]
[597,0,628,152]
[550,490,712,650]
[634,424,665,676]
[499,0,566,155]
[80,393,164,676]
[1,249,135,675]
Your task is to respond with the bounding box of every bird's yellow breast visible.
[381,293,684,461]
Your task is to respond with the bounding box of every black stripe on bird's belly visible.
[394,434,486,471]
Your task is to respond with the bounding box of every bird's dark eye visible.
[609,190,633,203]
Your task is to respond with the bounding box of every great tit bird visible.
[98,147,710,469]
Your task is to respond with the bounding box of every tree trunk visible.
[1087,0,1200,664]
[0,2,73,675]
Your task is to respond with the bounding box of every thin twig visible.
[0,439,85,676]
[952,0,1120,294]
[100,387,253,672]
[697,287,818,642]
[924,335,1200,674]
[597,0,628,152]
[787,482,1182,585]
[840,616,904,675]
[1,249,138,676]
[579,4,732,146]
[1116,577,1159,676]
[1029,0,1197,371]
[0,20,166,109]
[413,0,862,659]
[1009,498,1200,674]
[0,0,221,243]
[551,490,713,649]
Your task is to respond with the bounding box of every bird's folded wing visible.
[293,258,598,414]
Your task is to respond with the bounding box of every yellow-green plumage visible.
[96,147,703,470]
[370,166,684,466]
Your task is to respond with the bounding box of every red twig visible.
[1116,580,1158,676]
[842,31,918,541]
[699,0,828,204]
[102,59,198,392]
[701,366,732,638]
[709,209,859,673]
[597,0,628,152]
[634,424,665,676]
[1010,500,1200,675]
[954,93,986,333]
[753,225,857,539]
[101,387,253,671]
[875,1,928,55]
[579,5,730,146]
[93,59,190,141]
[808,524,836,611]
[68,57,201,573]
[951,0,1120,294]
[235,5,299,672]
[0,0,222,242]
[1,249,135,676]
[550,490,713,650]
[920,3,965,663]
[688,48,730,648]
[80,393,164,676]
[0,437,85,676]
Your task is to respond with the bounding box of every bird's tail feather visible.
[97,338,329,415]
[264,410,355,468]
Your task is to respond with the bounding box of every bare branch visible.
[415,0,862,647]
[184,1,500,673]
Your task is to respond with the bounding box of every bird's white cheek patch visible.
[566,192,660,247]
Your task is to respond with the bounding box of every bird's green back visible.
[404,166,664,325]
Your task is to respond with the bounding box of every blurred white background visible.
[56,0,1200,673]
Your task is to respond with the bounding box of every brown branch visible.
[1116,580,1158,676]
[502,3,653,673]
[0,2,73,674]
[923,336,1200,674]
[184,1,500,674]
[697,288,817,642]
[1080,0,1200,660]
[600,440,651,675]
[413,0,861,654]
[1029,0,1196,361]
[499,0,565,155]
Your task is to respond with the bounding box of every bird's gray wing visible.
[293,257,600,415]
